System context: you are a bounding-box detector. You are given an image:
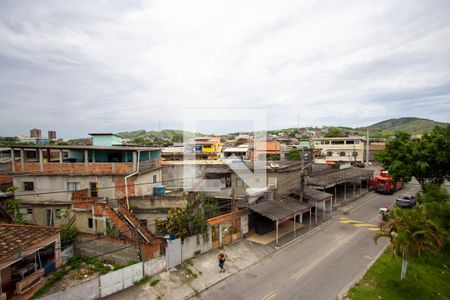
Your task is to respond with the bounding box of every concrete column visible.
[359,180,362,195]
[334,186,337,205]
[293,214,296,237]
[11,149,15,172]
[330,198,332,215]
[39,149,43,172]
[344,184,347,201]
[300,213,303,224]
[353,182,356,197]
[275,220,279,246]
[20,149,24,172]
[132,151,138,171]
[309,208,312,228]
[59,150,63,163]
[92,150,96,163]
[323,201,326,220]
[84,150,89,173]
[315,202,318,223]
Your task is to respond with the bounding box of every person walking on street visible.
[218,252,227,273]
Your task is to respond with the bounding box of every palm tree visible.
[375,206,443,280]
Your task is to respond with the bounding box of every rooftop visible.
[4,144,160,151]
[0,224,61,264]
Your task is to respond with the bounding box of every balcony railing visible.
[14,162,134,175]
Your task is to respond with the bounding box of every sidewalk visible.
[105,240,274,300]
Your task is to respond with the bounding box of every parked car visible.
[395,195,417,208]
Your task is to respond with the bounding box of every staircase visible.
[118,202,156,243]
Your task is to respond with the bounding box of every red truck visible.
[371,171,404,195]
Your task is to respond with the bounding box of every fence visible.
[99,262,143,298]
[40,278,99,300]
[61,246,74,265]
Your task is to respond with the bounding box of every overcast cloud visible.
[0,0,449,138]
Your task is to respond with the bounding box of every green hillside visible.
[359,117,447,135]
[117,129,200,146]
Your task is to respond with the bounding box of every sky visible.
[0,0,449,138]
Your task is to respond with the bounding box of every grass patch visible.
[33,267,71,299]
[347,249,450,300]
[150,279,160,287]
[135,276,152,285]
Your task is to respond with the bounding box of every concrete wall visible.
[40,277,99,300]
[134,169,162,196]
[181,229,212,262]
[162,165,185,189]
[19,205,71,226]
[143,256,166,277]
[74,210,106,234]
[14,175,117,203]
[75,236,140,265]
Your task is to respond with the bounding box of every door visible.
[166,238,182,270]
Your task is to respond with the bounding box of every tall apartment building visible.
[48,130,57,140]
[30,128,42,138]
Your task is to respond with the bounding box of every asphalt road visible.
[200,183,422,300]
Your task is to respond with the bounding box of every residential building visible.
[247,141,281,160]
[71,190,162,263]
[7,133,162,227]
[221,145,249,160]
[363,138,386,162]
[48,131,57,140]
[185,137,223,160]
[161,146,184,161]
[312,137,365,164]
[0,224,62,299]
[30,129,41,138]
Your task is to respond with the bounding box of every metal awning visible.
[249,198,309,222]
[249,198,311,246]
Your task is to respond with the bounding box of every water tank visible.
[154,185,166,196]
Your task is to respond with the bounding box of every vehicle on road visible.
[395,194,417,208]
[371,171,404,194]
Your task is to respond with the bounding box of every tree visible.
[375,125,450,187]
[325,127,345,137]
[375,206,444,280]
[6,186,26,224]
[287,149,300,161]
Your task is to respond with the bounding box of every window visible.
[331,141,345,145]
[346,140,354,144]
[90,182,98,197]
[327,152,333,157]
[153,175,157,183]
[26,208,33,214]
[88,218,93,228]
[352,151,358,157]
[55,209,67,219]
[24,181,34,191]
[67,182,81,191]
[236,177,245,187]
[340,152,346,156]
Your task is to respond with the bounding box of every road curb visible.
[187,215,338,299]
[335,242,389,300]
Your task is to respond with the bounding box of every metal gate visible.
[166,238,182,270]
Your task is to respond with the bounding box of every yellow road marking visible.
[291,256,322,280]
[261,291,276,300]
[368,228,380,231]
[340,220,363,224]
[353,223,378,227]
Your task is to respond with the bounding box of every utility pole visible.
[300,147,304,202]
[366,128,370,166]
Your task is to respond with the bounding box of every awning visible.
[207,209,246,226]
[301,187,333,202]
[249,198,310,222]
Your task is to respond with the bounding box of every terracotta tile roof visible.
[0,224,61,263]
[207,210,246,226]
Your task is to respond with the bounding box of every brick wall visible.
[114,177,136,199]
[14,162,134,175]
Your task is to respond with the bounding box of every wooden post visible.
[309,208,312,228]
[344,183,347,201]
[323,201,326,220]
[353,182,356,197]
[334,185,337,205]
[300,212,303,224]
[315,202,318,223]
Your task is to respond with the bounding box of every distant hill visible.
[358,117,447,135]
[117,129,201,146]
